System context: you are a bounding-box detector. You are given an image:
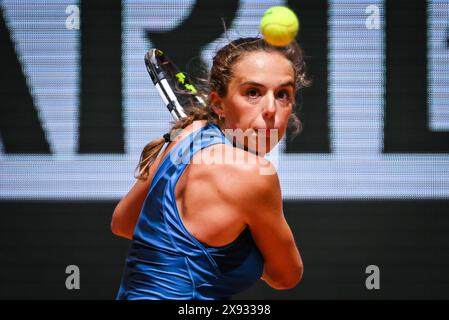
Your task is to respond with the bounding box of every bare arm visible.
[110,123,202,240]
[234,161,303,290]
[111,139,174,239]
[110,178,151,239]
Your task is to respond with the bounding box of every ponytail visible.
[135,105,218,180]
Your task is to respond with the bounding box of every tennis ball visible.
[260,6,299,47]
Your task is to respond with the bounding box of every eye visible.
[276,89,291,101]
[246,88,261,99]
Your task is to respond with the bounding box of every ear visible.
[210,91,224,116]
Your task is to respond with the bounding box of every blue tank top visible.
[116,122,264,300]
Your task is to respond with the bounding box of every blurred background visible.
[1,0,448,299]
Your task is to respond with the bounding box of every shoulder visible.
[197,143,276,177]
[195,143,281,212]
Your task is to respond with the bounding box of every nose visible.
[262,94,276,119]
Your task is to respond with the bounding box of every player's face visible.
[212,51,295,155]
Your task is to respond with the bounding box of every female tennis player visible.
[112,37,310,300]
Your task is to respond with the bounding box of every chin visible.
[247,137,279,156]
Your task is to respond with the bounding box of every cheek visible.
[278,107,293,131]
[279,106,292,121]
[226,96,254,120]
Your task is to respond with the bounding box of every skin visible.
[111,50,303,290]
[211,51,295,155]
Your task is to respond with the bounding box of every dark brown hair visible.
[136,37,311,180]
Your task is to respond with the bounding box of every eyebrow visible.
[239,80,295,88]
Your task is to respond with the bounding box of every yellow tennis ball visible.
[260,6,299,47]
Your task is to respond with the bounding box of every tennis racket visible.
[144,49,206,121]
